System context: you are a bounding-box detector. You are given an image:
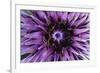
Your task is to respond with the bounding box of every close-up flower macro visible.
[20,10,90,63]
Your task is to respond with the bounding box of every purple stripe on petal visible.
[73,14,88,27]
[53,53,60,61]
[70,13,80,26]
[61,12,68,21]
[21,54,33,63]
[24,32,42,39]
[30,15,46,26]
[70,47,79,55]
[68,13,75,22]
[27,51,41,62]
[74,28,89,35]
[21,23,42,32]
[62,49,70,60]
[23,39,43,45]
[47,11,58,22]
[36,11,48,22]
[57,12,63,18]
[21,16,34,25]
[21,45,38,55]
[40,48,53,61]
[69,52,75,60]
[78,52,88,60]
[73,41,87,52]
[73,36,87,43]
[79,33,89,39]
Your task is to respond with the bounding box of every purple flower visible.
[21,10,90,63]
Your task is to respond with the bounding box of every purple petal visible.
[23,39,43,45]
[67,13,75,22]
[73,14,88,27]
[30,15,46,26]
[73,36,87,43]
[70,13,80,26]
[21,45,39,55]
[36,11,48,22]
[63,50,70,60]
[21,16,34,24]
[73,41,87,52]
[70,47,79,55]
[60,12,68,21]
[78,33,89,39]
[47,11,58,22]
[74,28,89,35]
[24,32,42,39]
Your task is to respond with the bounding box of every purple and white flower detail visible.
[21,10,90,63]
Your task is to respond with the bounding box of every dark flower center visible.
[55,32,61,39]
[44,22,73,53]
[52,31,63,42]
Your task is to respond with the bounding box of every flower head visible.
[21,10,90,63]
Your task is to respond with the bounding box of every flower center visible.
[44,22,73,53]
[52,31,63,42]
[55,33,60,38]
